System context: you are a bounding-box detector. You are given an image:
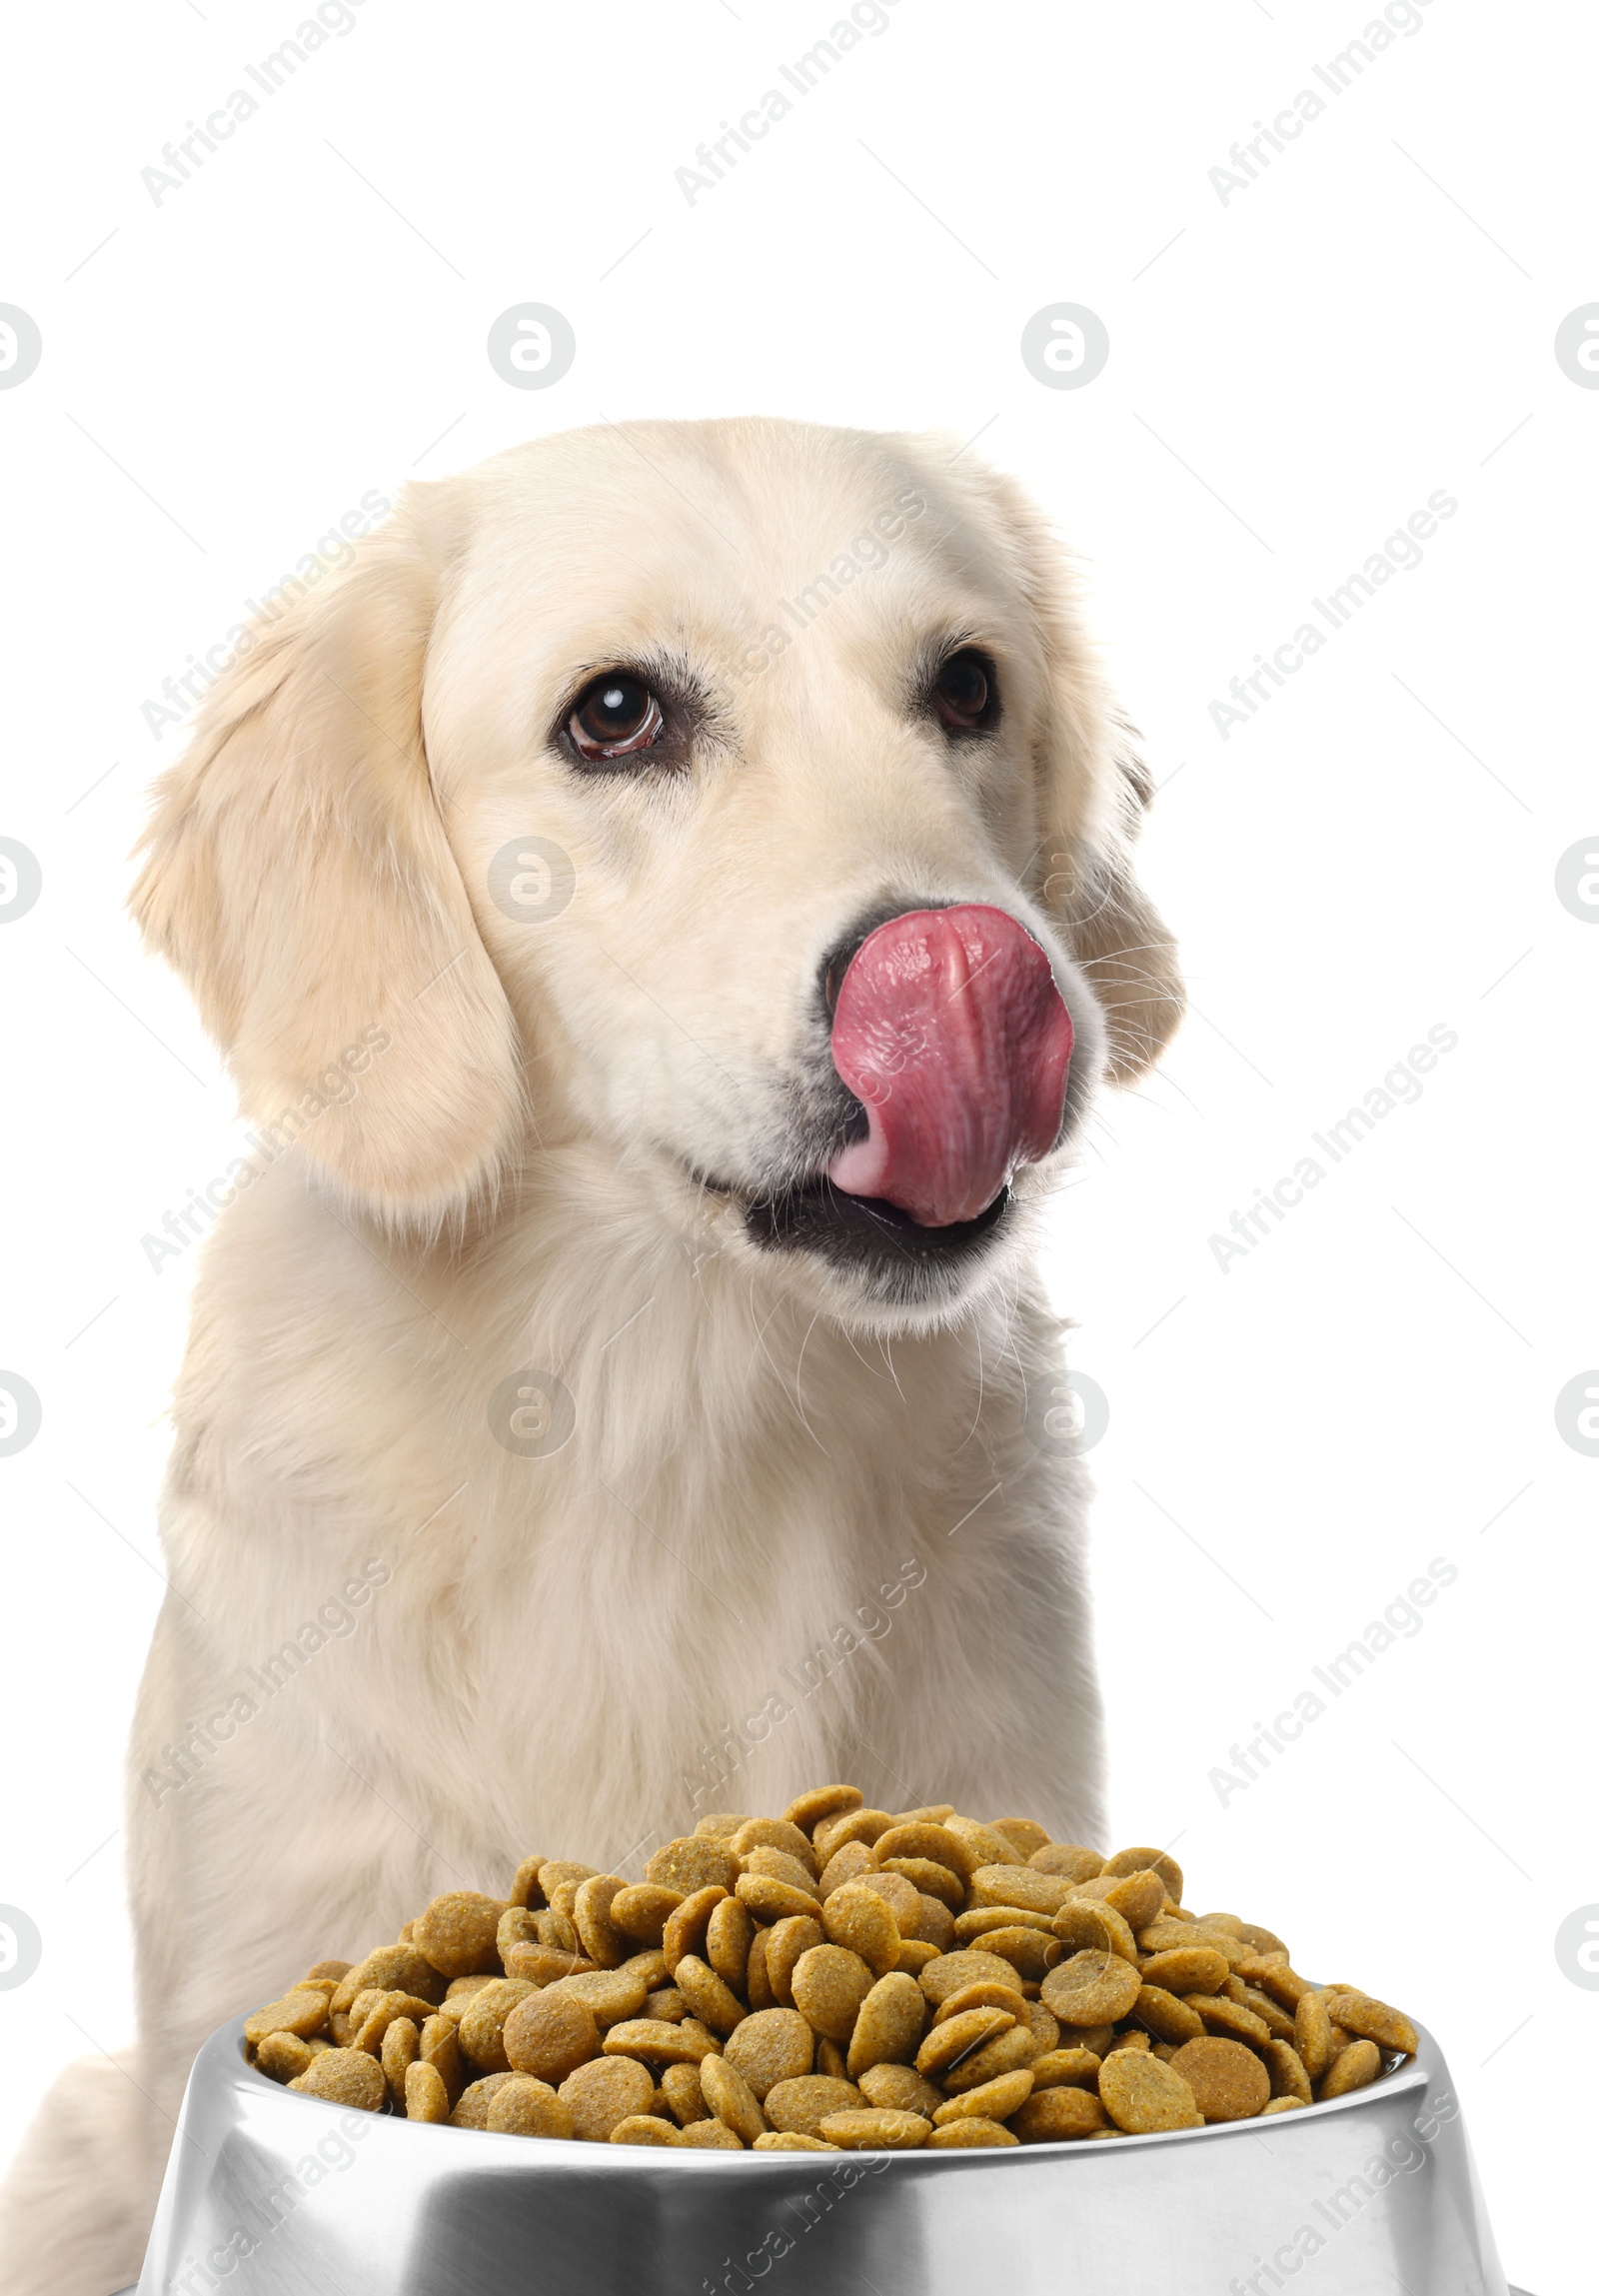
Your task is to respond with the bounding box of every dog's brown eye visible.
[934,650,996,731]
[568,672,665,762]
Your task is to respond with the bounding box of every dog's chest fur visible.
[146,1147,1103,1924]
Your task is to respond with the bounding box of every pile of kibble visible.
[243,1787,1418,2150]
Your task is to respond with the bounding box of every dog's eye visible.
[934,650,997,732]
[568,672,665,762]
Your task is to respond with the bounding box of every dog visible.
[0,417,1181,2292]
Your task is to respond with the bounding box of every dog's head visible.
[132,419,1181,1327]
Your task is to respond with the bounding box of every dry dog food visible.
[245,1788,1418,2151]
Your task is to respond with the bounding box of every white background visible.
[0,1,1593,2288]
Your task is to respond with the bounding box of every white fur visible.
[0,419,1181,2293]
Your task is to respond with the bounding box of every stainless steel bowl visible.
[134,2016,1512,2295]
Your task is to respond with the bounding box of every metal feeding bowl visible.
[130,2014,1518,2295]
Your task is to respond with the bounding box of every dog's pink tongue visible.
[827,906,1073,1227]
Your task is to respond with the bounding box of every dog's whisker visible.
[955,1320,986,1452]
[840,1325,888,1380]
[793,1309,834,1458]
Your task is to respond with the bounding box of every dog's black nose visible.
[822,941,861,1017]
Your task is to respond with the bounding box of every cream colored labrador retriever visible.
[0,418,1180,2291]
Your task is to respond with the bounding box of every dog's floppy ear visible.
[130,487,523,1226]
[1038,705,1184,1086]
[929,448,1184,1085]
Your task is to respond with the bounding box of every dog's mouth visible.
[683,1156,1018,1304]
[696,906,1076,1299]
[820,905,1074,1231]
[739,1170,1014,1289]
[687,1150,1019,1302]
